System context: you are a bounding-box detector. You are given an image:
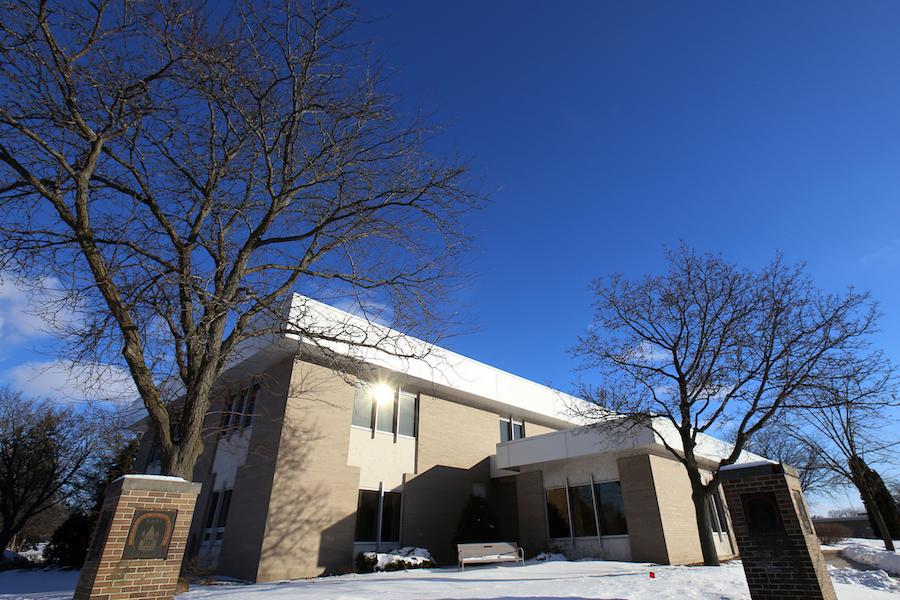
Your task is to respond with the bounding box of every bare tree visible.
[793,361,900,550]
[0,1,478,478]
[0,388,97,553]
[572,245,876,565]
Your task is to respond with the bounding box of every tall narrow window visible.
[397,392,417,437]
[546,488,571,538]
[715,492,729,533]
[569,484,598,537]
[216,489,232,528]
[220,395,235,430]
[354,489,403,544]
[512,421,525,440]
[205,491,220,529]
[381,491,402,542]
[499,418,512,442]
[352,388,374,428]
[241,384,259,428]
[354,490,380,542]
[708,487,729,534]
[595,481,628,535]
[375,391,395,433]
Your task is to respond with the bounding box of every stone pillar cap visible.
[111,474,202,494]
[719,460,798,479]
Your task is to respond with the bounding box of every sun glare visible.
[373,383,394,405]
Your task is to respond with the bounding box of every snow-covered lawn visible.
[2,558,898,600]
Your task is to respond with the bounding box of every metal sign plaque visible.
[122,510,178,560]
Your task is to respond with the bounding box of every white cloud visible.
[0,275,78,343]
[6,359,137,405]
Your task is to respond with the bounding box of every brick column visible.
[720,462,836,600]
[74,475,202,600]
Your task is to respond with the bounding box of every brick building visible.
[132,294,765,581]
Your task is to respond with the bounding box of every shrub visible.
[455,494,498,543]
[815,522,852,545]
[355,547,435,573]
[43,512,94,568]
[355,552,378,573]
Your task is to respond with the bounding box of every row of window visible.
[220,383,259,433]
[546,481,629,538]
[354,489,402,544]
[351,385,417,437]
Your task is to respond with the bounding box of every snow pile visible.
[17,543,47,564]
[357,547,434,572]
[841,543,900,576]
[531,551,566,563]
[828,565,900,593]
[0,550,33,570]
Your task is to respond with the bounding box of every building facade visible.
[132,296,755,582]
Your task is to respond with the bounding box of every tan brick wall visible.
[74,477,200,600]
[649,454,704,564]
[524,421,558,437]
[416,394,500,471]
[216,357,295,580]
[254,360,361,581]
[617,454,669,564]
[401,394,498,563]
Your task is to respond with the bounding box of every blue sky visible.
[1,1,898,510]
[360,1,900,510]
[358,1,900,389]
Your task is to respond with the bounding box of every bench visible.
[457,542,525,571]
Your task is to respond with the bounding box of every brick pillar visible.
[74,475,202,600]
[720,462,836,600]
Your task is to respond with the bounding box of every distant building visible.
[133,294,765,581]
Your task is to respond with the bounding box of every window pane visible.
[499,419,511,442]
[569,485,598,537]
[352,388,373,428]
[376,391,395,433]
[216,489,232,528]
[205,491,220,529]
[596,481,628,535]
[220,396,234,430]
[381,491,402,542]
[546,488,571,538]
[512,422,524,440]
[708,497,722,532]
[242,384,259,428]
[355,490,379,541]
[716,492,729,533]
[397,393,416,437]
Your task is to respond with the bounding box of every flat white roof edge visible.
[283,294,590,424]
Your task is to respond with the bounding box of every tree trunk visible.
[163,443,203,480]
[862,488,896,551]
[0,526,15,555]
[688,474,720,566]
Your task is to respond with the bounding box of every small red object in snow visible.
[649,571,655,578]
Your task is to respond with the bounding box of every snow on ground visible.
[2,560,899,600]
[841,544,900,577]
[0,568,79,599]
[829,565,900,594]
[822,538,900,552]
